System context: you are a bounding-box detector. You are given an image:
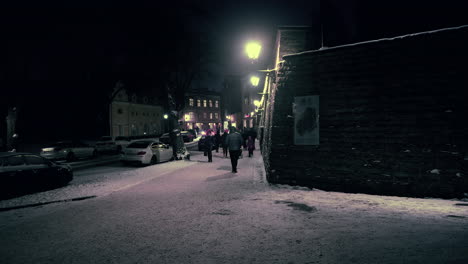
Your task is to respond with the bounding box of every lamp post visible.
[250,76,260,87]
[245,41,261,63]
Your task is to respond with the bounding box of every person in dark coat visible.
[247,135,255,157]
[221,129,229,158]
[214,129,221,153]
[204,129,214,162]
[226,127,243,173]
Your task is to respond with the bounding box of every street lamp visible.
[250,76,260,87]
[245,42,261,61]
[163,114,168,119]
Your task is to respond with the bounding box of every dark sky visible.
[2,0,467,92]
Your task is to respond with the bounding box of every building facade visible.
[110,88,165,138]
[180,91,222,132]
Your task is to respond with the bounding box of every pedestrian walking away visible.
[221,129,229,158]
[247,135,255,157]
[226,127,243,173]
[214,129,221,153]
[204,129,214,162]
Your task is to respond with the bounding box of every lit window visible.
[189,98,194,106]
[210,113,213,119]
[203,100,207,107]
[197,99,201,107]
[209,100,212,107]
[215,113,218,119]
[185,112,195,121]
[215,100,219,108]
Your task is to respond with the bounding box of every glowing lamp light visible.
[245,42,261,60]
[250,76,260,87]
[163,114,169,119]
[201,131,206,135]
[184,114,190,121]
[250,112,254,116]
[253,100,260,107]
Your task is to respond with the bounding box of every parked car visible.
[40,141,97,162]
[120,140,174,165]
[129,134,159,141]
[187,129,197,138]
[114,136,131,152]
[95,136,118,153]
[158,133,171,145]
[181,131,194,142]
[0,152,73,199]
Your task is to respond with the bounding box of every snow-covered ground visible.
[1,146,467,264]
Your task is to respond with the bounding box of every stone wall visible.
[265,26,468,198]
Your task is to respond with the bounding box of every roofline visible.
[284,24,468,59]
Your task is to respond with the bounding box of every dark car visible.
[181,131,194,142]
[158,133,171,145]
[0,152,73,199]
[187,129,197,138]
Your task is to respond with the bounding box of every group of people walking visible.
[203,127,255,173]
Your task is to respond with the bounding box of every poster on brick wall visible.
[293,95,319,145]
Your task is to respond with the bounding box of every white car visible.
[40,141,97,162]
[120,140,174,165]
[95,136,118,153]
[114,136,131,152]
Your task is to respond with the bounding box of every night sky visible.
[1,0,468,141]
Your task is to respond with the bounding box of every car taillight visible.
[137,151,146,155]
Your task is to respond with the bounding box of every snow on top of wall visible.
[284,24,468,59]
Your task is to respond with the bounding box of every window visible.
[203,112,207,118]
[244,97,248,105]
[5,155,25,166]
[210,113,213,119]
[197,99,201,107]
[189,112,195,120]
[215,113,218,119]
[209,100,212,107]
[189,98,194,106]
[203,100,207,107]
[24,155,46,165]
[215,100,219,108]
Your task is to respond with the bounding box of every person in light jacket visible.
[226,127,243,173]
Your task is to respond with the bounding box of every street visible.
[1,146,468,264]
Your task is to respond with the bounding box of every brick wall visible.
[265,26,468,198]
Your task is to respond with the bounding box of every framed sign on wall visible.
[293,95,319,145]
